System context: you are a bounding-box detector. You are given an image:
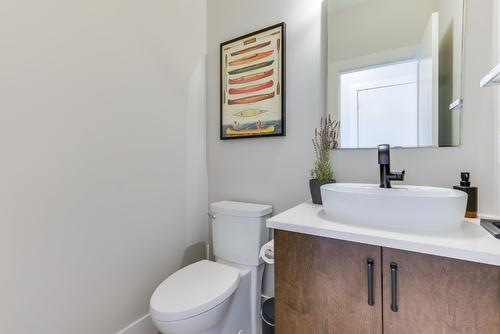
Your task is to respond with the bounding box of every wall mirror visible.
[327,0,465,149]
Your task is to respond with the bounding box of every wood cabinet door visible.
[382,248,500,334]
[274,230,383,334]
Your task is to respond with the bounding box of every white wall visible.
[0,1,207,333]
[207,0,326,214]
[207,0,498,215]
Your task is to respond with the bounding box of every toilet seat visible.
[150,260,240,322]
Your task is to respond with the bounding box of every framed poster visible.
[220,22,285,139]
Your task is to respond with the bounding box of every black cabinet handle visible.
[390,262,398,312]
[367,258,374,306]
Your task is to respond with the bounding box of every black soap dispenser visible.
[453,172,478,218]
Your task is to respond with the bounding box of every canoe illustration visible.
[231,41,271,56]
[229,80,273,95]
[228,92,275,105]
[228,60,274,75]
[229,50,274,66]
[233,109,267,117]
[226,125,275,136]
[229,69,274,85]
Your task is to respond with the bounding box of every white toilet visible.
[150,201,272,334]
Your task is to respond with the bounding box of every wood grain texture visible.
[274,230,383,334]
[383,248,500,334]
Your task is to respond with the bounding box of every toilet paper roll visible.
[260,240,274,264]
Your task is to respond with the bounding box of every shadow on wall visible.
[184,57,210,265]
[181,241,209,267]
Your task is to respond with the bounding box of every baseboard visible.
[115,314,158,334]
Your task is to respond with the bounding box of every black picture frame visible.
[220,22,286,140]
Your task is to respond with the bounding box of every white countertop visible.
[267,201,500,266]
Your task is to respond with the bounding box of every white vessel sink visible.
[321,183,467,233]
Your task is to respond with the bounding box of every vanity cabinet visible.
[382,248,500,334]
[274,230,382,333]
[274,230,500,334]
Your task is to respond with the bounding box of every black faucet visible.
[378,144,405,188]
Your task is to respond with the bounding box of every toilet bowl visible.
[150,260,240,334]
[150,201,272,334]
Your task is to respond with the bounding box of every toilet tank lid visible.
[210,201,272,218]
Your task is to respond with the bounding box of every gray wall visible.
[207,0,498,215]
[0,1,208,333]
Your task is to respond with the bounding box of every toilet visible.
[150,201,272,334]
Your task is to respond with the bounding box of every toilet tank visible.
[210,201,272,266]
